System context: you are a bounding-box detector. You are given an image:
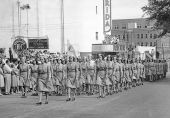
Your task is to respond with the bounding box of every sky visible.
[0,0,148,54]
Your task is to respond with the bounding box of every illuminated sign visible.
[103,0,111,33]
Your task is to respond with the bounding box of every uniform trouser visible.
[5,74,11,93]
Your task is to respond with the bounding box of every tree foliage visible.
[142,0,170,37]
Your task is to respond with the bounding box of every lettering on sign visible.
[28,39,49,49]
[103,0,111,33]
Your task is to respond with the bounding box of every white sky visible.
[0,0,148,54]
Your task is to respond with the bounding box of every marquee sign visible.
[103,0,111,33]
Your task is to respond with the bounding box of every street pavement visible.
[1,73,170,118]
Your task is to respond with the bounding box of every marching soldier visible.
[96,54,107,98]
[131,58,137,87]
[66,56,78,101]
[87,55,96,95]
[106,55,113,95]
[113,56,120,93]
[118,58,123,92]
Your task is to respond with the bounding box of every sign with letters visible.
[28,38,49,49]
[103,0,111,33]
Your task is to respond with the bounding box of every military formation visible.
[0,54,168,105]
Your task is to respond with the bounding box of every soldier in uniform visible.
[51,59,57,95]
[144,59,148,81]
[66,56,78,101]
[118,57,123,92]
[113,56,120,93]
[80,57,88,95]
[106,55,113,95]
[136,59,141,86]
[96,54,107,98]
[18,56,30,97]
[140,60,145,85]
[56,59,64,95]
[127,59,132,89]
[30,59,38,96]
[160,59,164,79]
[131,58,137,87]
[87,55,96,95]
[152,60,157,81]
[74,57,81,95]
[164,60,168,78]
[36,56,54,105]
[124,59,130,90]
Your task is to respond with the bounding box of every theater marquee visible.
[103,0,111,34]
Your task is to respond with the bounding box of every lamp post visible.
[20,4,30,38]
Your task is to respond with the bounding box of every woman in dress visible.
[74,57,81,95]
[96,55,107,98]
[132,58,137,87]
[87,55,96,95]
[56,59,64,95]
[80,57,88,95]
[30,59,38,96]
[36,56,54,105]
[66,56,78,101]
[52,59,57,95]
[106,55,113,95]
[11,64,19,94]
[3,59,12,95]
[0,58,4,96]
[19,56,30,97]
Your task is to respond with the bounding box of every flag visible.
[67,40,76,57]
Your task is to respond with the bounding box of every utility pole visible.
[61,0,65,53]
[36,0,40,37]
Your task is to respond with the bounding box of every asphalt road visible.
[1,73,170,118]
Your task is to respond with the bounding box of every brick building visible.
[111,18,170,59]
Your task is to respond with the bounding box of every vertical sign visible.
[103,0,111,34]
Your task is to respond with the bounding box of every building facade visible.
[111,18,170,59]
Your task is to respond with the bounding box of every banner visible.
[28,38,49,49]
[103,0,111,34]
[67,40,78,57]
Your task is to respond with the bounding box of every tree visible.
[142,0,170,37]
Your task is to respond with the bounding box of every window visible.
[154,34,157,39]
[114,25,119,29]
[145,26,147,28]
[123,35,125,40]
[118,35,120,39]
[145,42,148,46]
[150,42,152,46]
[141,42,143,46]
[137,34,140,38]
[145,34,148,38]
[122,24,126,29]
[154,42,156,46]
[126,34,129,41]
[150,34,153,38]
[96,32,98,40]
[137,24,142,28]
[141,34,143,38]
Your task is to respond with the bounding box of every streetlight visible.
[20,4,30,38]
